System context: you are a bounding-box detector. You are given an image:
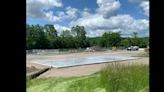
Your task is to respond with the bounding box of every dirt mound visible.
[26,66,40,74]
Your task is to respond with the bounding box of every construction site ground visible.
[26,48,149,79]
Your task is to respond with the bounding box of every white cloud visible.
[54,24,70,36]
[27,0,63,21]
[27,0,149,37]
[139,1,149,16]
[43,11,62,22]
[55,6,79,21]
[67,0,149,37]
[69,12,149,37]
[65,7,78,19]
[27,0,79,22]
[96,0,121,19]
[83,7,91,12]
[128,0,149,17]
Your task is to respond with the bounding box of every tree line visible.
[26,24,149,50]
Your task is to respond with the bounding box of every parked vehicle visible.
[127,46,139,51]
[85,47,95,52]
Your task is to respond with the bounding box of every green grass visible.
[100,62,149,92]
[26,62,149,92]
[131,53,149,57]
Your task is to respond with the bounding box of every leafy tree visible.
[90,39,97,47]
[43,24,59,49]
[98,31,121,47]
[34,28,50,49]
[83,37,90,48]
[98,37,106,47]
[60,30,75,48]
[133,32,138,38]
[27,24,36,49]
[44,24,58,38]
[71,25,86,48]
[60,30,72,38]
[120,39,129,47]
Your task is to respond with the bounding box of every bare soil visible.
[26,66,40,74]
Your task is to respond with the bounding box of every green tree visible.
[133,32,138,38]
[43,24,58,49]
[83,37,90,47]
[90,39,97,47]
[60,30,72,38]
[34,27,50,49]
[71,25,86,48]
[98,37,106,47]
[120,39,129,47]
[26,24,36,49]
[60,30,74,48]
[44,24,58,38]
[98,31,121,47]
[131,32,139,46]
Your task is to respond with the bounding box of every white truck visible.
[127,46,139,51]
[85,47,95,52]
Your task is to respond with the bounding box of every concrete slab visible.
[31,56,141,68]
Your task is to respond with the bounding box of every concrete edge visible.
[51,57,143,68]
[26,68,50,79]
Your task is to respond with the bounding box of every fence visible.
[26,50,37,54]
[32,49,59,54]
[26,46,127,55]
[93,46,127,52]
[59,46,126,53]
[59,48,86,53]
[115,46,127,50]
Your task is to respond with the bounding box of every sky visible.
[26,0,149,38]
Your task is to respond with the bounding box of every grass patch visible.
[131,53,149,57]
[100,62,149,92]
[67,74,105,92]
[26,76,80,92]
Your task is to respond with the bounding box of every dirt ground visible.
[26,66,40,74]
[26,50,149,79]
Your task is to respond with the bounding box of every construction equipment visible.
[127,46,139,51]
[85,47,95,52]
[144,45,150,52]
[112,46,116,51]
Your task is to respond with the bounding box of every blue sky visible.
[26,0,149,37]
